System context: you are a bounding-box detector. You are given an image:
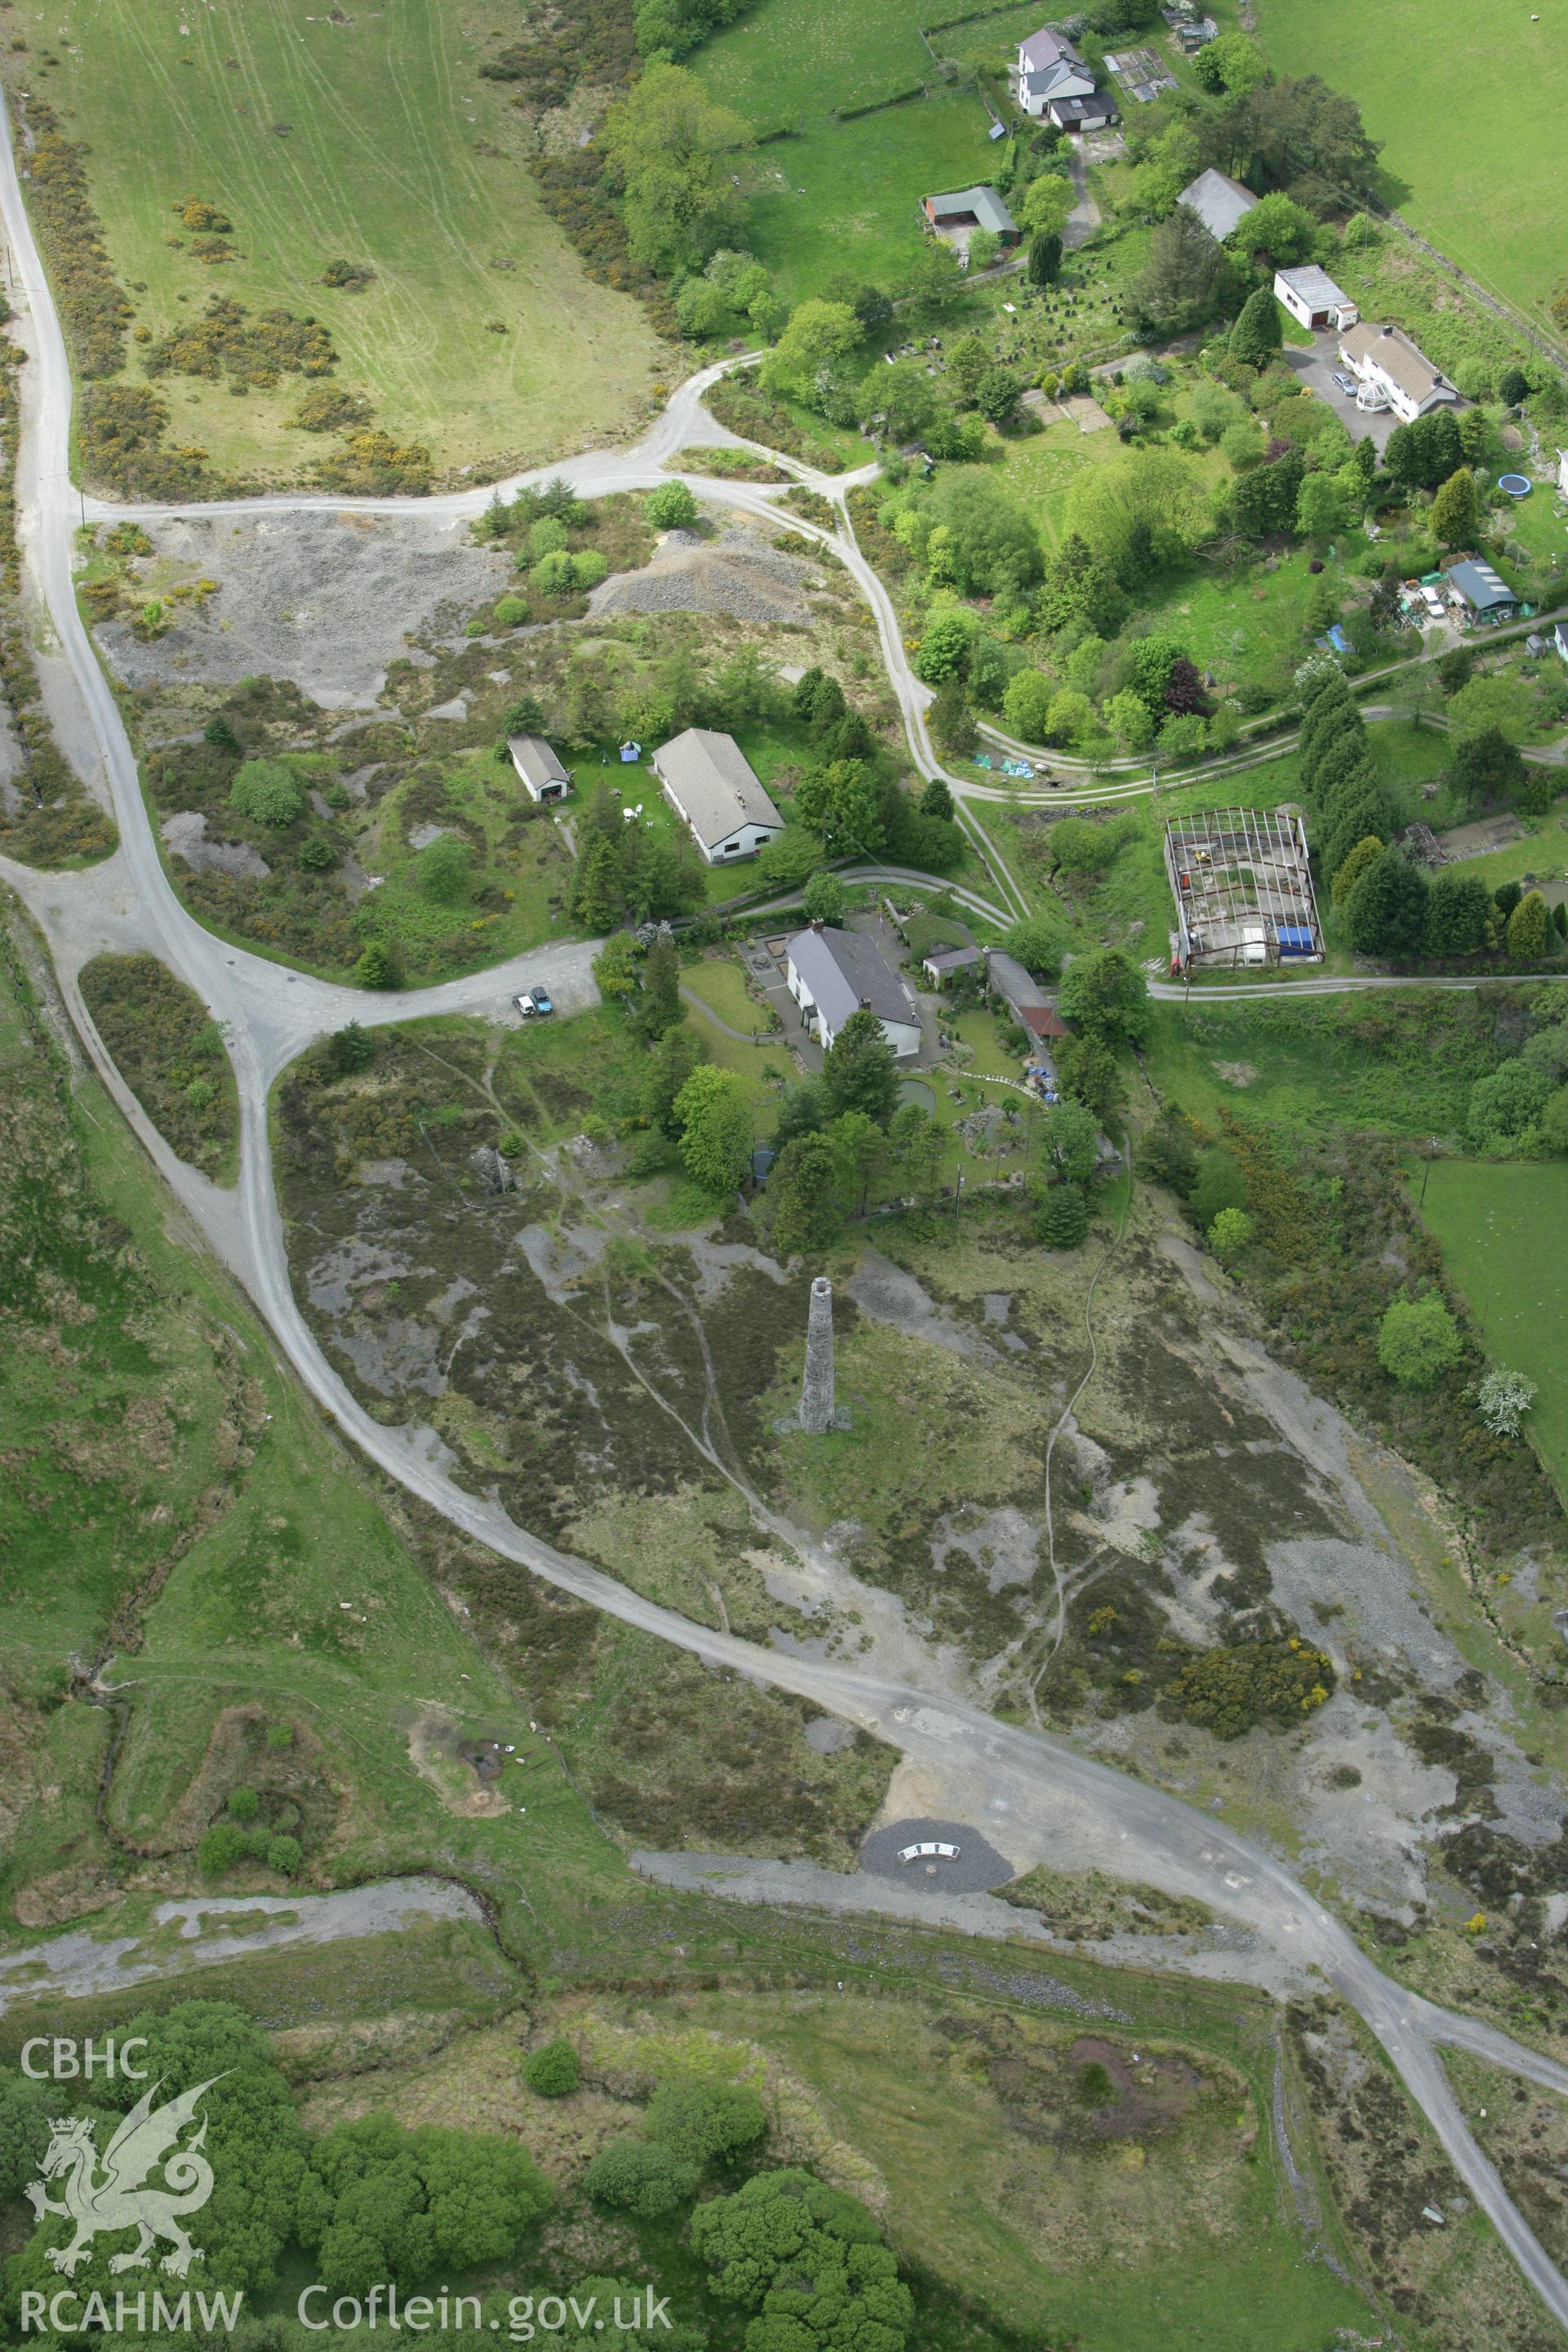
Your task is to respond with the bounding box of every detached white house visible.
[786,922,923,1059]
[1337,321,1457,423]
[507,734,572,804]
[1015,27,1115,129]
[652,728,784,865]
[1273,265,1358,333]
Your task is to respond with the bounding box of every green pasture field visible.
[1258,0,1568,329]
[737,91,1004,305]
[700,0,941,122]
[1416,1160,1568,1497]
[1142,990,1506,1142]
[9,0,662,479]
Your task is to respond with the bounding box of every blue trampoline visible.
[1499,473,1532,498]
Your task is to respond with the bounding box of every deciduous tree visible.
[601,63,751,274]
[673,1065,753,1192]
[1376,1294,1461,1389]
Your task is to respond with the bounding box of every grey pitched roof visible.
[1275,263,1352,310]
[1018,25,1082,70]
[1177,167,1258,243]
[985,949,1049,1015]
[787,925,918,1033]
[1021,57,1093,96]
[653,728,783,848]
[1339,320,1454,409]
[924,945,983,972]
[926,185,1019,237]
[507,734,570,791]
[1447,559,1517,612]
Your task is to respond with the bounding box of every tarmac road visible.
[2,87,1567,2334]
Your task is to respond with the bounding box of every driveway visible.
[1282,331,1403,452]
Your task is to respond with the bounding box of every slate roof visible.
[1018,25,1083,70]
[653,728,783,848]
[1177,167,1258,243]
[788,925,919,1034]
[1021,57,1093,97]
[1446,559,1517,612]
[1339,321,1454,410]
[926,185,1019,238]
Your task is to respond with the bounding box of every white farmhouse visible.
[1015,28,1115,129]
[651,728,784,865]
[786,922,924,1059]
[1272,265,1358,333]
[1336,322,1457,422]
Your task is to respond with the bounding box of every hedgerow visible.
[24,105,132,377]
[0,349,115,865]
[308,430,434,495]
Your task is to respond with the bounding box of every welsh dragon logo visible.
[24,2075,225,2278]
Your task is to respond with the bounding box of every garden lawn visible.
[1415,1160,1568,1498]
[14,0,662,479]
[1258,0,1568,328]
[1134,535,1375,702]
[734,92,1004,305]
[683,952,769,1035]
[570,758,741,905]
[1435,789,1568,892]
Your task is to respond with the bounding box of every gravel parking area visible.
[1281,333,1406,454]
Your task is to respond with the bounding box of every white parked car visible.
[1422,586,1447,621]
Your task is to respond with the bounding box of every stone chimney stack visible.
[799,1276,837,1434]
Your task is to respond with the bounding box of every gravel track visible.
[2,88,1567,2333]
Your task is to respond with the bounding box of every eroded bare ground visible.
[276,1019,1568,2020]
[1292,1997,1564,2352]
